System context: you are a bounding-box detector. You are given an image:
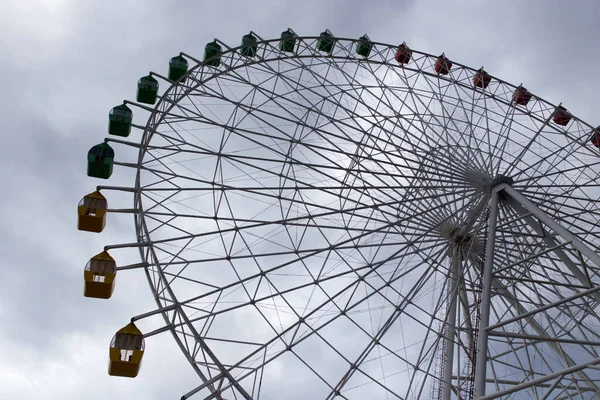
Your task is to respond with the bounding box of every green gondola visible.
[204,41,222,67]
[240,33,258,58]
[168,55,188,83]
[108,104,132,137]
[279,29,296,53]
[87,142,115,179]
[136,75,158,104]
[356,34,372,58]
[317,30,336,54]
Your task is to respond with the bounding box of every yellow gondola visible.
[108,322,145,378]
[77,190,107,233]
[84,251,116,299]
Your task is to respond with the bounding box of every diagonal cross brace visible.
[474,184,600,398]
[501,184,600,302]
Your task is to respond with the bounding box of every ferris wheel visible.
[77,28,600,400]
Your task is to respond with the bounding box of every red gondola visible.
[591,127,600,148]
[512,86,532,106]
[434,54,452,75]
[553,106,572,126]
[473,68,492,89]
[395,42,412,64]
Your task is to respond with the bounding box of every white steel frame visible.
[96,33,600,400]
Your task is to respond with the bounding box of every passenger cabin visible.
[240,33,258,58]
[78,191,107,233]
[553,106,572,126]
[168,55,188,83]
[395,42,412,64]
[84,251,117,299]
[317,30,336,54]
[512,86,532,106]
[108,322,145,378]
[204,41,222,67]
[87,142,114,180]
[108,104,133,137]
[434,54,452,75]
[473,68,492,89]
[591,127,600,148]
[136,75,159,105]
[356,34,372,58]
[279,29,296,53]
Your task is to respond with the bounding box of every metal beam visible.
[474,188,500,397]
[488,331,600,347]
[452,375,591,391]
[491,280,599,396]
[478,356,600,400]
[442,247,461,400]
[502,183,600,286]
[486,283,600,331]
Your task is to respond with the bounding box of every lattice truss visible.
[105,35,600,399]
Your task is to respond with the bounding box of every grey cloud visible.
[3,1,600,399]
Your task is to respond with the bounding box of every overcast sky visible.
[2,0,600,399]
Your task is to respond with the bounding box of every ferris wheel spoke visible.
[507,128,592,184]
[141,146,191,185]
[477,88,495,173]
[229,227,440,330]
[407,72,483,173]
[439,83,489,174]
[246,245,448,398]
[190,238,448,394]
[353,56,452,156]
[383,69,458,155]
[209,152,448,234]
[167,221,417,310]
[328,57,436,157]
[143,201,193,236]
[522,191,599,224]
[487,284,600,395]
[152,105,467,190]
[461,78,508,169]
[330,238,458,396]
[516,190,600,247]
[244,53,439,163]
[481,232,600,394]
[324,248,451,398]
[140,157,403,225]
[137,190,475,248]
[155,109,436,205]
[486,91,519,178]
[319,72,479,223]
[182,231,444,319]
[400,249,460,397]
[442,74,484,161]
[220,62,375,144]
[132,187,461,252]
[513,158,600,192]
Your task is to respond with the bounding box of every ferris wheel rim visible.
[123,32,600,399]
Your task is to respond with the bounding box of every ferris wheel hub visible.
[490,175,514,189]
